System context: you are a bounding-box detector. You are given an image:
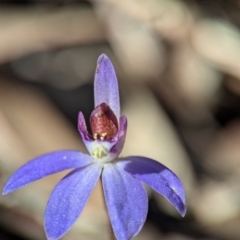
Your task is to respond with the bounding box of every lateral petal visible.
[3,150,93,195]
[44,164,102,240]
[117,157,186,217]
[109,115,127,157]
[102,164,148,240]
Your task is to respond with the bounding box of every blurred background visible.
[0,0,240,239]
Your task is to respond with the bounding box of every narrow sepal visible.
[94,54,120,120]
[117,157,186,216]
[44,164,102,240]
[3,150,93,195]
[102,164,148,240]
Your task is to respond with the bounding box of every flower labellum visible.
[2,54,186,240]
[90,102,118,140]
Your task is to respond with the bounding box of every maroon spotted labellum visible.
[90,102,118,140]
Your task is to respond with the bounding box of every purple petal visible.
[45,164,101,240]
[78,111,92,141]
[94,54,120,120]
[3,150,93,195]
[117,157,186,217]
[102,164,148,240]
[109,115,127,156]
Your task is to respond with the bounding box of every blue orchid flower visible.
[2,54,186,240]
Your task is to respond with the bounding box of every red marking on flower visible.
[90,103,118,140]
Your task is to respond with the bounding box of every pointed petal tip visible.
[45,228,61,240]
[96,54,113,74]
[97,53,109,62]
[174,189,186,217]
[180,205,187,217]
[44,223,56,240]
[2,179,16,195]
[181,212,186,217]
[2,188,9,196]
